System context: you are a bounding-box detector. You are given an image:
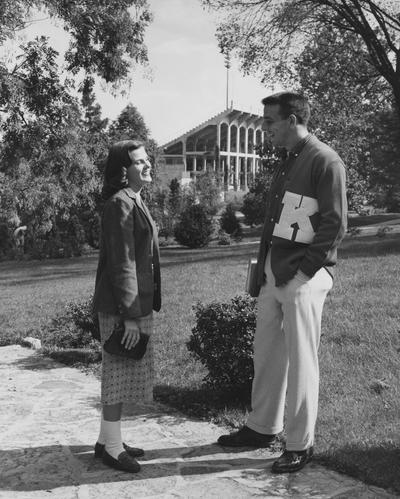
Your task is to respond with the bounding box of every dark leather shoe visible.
[94,442,144,458]
[217,426,277,447]
[272,447,314,473]
[102,450,141,473]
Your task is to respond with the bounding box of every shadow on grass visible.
[347,213,400,227]
[160,243,259,267]
[154,383,252,426]
[319,443,400,495]
[4,268,97,287]
[44,348,102,365]
[10,348,101,371]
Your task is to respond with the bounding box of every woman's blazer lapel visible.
[123,188,161,311]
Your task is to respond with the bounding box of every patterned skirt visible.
[98,312,154,405]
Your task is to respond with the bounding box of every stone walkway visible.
[0,345,397,499]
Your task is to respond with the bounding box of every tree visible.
[0,2,155,258]
[190,170,222,216]
[203,0,400,119]
[80,77,109,168]
[108,103,150,143]
[0,0,153,84]
[367,109,400,210]
[291,26,379,210]
[168,178,183,219]
[241,146,280,226]
[0,38,99,258]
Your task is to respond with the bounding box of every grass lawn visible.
[1,234,400,493]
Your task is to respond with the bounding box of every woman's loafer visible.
[102,450,141,473]
[271,446,314,473]
[94,442,144,458]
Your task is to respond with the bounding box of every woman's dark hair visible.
[262,92,310,125]
[101,139,144,200]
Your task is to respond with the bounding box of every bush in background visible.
[174,203,214,248]
[220,203,241,235]
[217,229,231,245]
[241,169,273,226]
[187,295,257,389]
[38,299,100,349]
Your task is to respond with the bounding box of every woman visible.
[92,139,161,473]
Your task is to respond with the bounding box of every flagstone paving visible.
[0,345,397,498]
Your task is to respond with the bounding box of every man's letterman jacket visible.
[255,134,348,291]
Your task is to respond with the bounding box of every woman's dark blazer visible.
[93,187,161,319]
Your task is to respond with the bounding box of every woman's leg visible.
[100,402,124,459]
[103,402,123,422]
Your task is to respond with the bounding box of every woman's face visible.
[127,146,152,189]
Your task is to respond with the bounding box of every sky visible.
[1,0,274,145]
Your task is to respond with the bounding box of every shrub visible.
[377,225,393,238]
[241,192,263,227]
[187,295,257,389]
[223,191,246,211]
[217,229,231,246]
[174,203,214,248]
[220,203,241,235]
[231,226,243,242]
[38,299,100,349]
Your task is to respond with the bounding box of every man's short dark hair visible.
[262,92,310,125]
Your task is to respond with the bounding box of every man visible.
[218,92,347,473]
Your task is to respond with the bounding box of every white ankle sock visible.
[103,420,124,459]
[97,414,106,445]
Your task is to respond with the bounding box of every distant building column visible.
[233,157,238,191]
[216,124,221,174]
[203,157,207,171]
[193,156,197,172]
[244,128,249,191]
[182,139,187,171]
[227,125,231,189]
[235,127,240,190]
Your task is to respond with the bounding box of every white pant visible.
[246,253,333,450]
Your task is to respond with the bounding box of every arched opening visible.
[247,128,254,153]
[255,129,262,147]
[230,125,237,152]
[239,126,246,153]
[220,123,228,151]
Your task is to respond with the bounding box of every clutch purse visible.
[103,321,149,360]
[245,257,260,297]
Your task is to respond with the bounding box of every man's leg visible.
[247,281,288,435]
[280,268,333,451]
[218,278,287,447]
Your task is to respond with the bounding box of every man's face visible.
[262,104,290,148]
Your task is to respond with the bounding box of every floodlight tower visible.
[224,51,231,110]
